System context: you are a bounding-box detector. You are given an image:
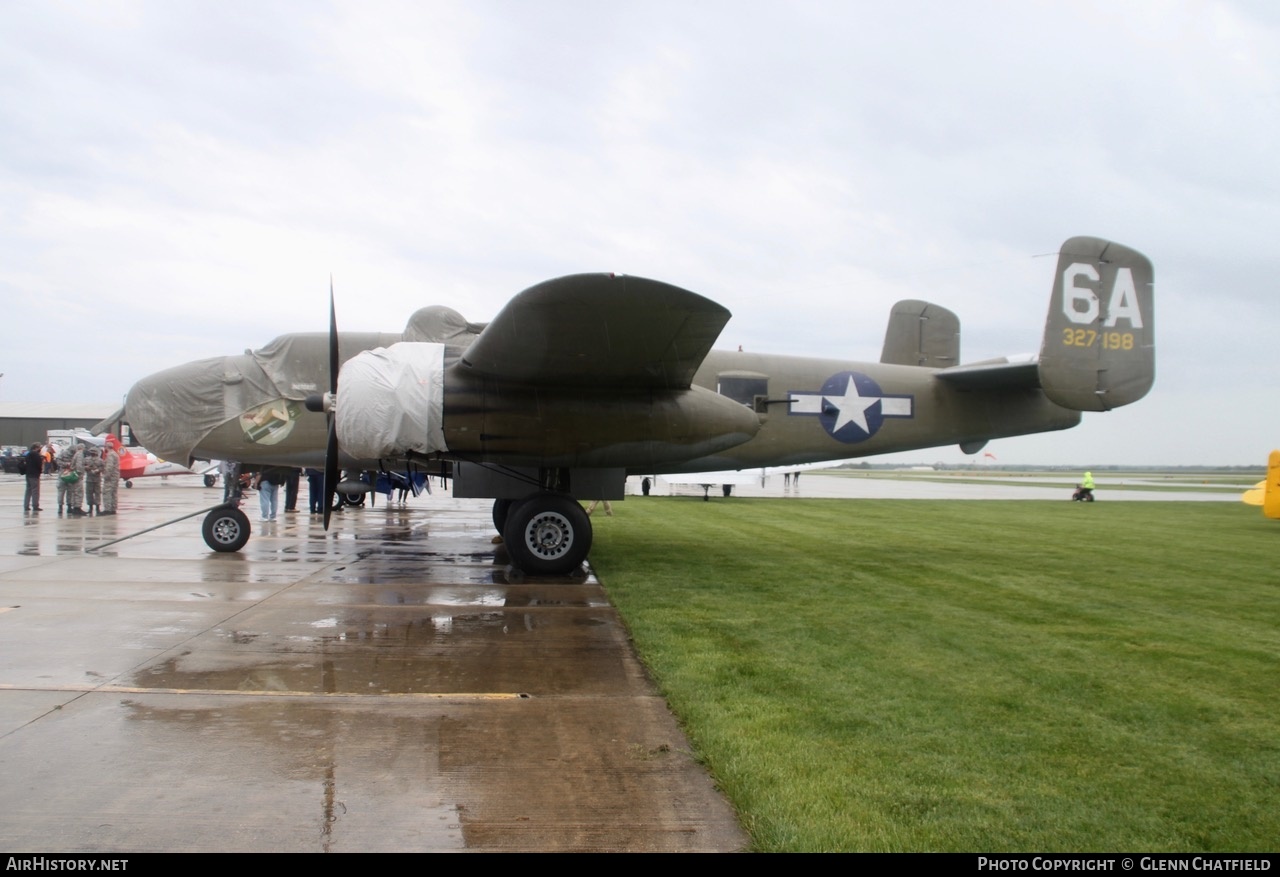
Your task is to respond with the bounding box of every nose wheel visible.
[202,506,251,552]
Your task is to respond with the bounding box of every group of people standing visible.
[238,466,328,520]
[218,463,334,521]
[22,438,121,516]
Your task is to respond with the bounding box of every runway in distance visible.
[659,462,831,499]
[125,236,1154,573]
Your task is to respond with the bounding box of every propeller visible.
[323,284,339,529]
[304,279,341,531]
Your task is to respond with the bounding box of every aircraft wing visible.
[935,357,1041,391]
[459,274,730,389]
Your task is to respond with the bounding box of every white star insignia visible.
[825,377,879,435]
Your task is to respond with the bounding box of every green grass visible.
[589,499,1280,851]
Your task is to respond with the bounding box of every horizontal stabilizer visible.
[935,357,1040,391]
[461,274,730,389]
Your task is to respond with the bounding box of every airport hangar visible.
[0,402,122,448]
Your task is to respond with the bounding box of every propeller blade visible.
[322,419,339,530]
[322,278,341,531]
[328,277,339,396]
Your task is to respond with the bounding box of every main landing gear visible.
[197,483,595,572]
[494,493,592,575]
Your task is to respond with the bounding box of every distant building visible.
[0,402,122,448]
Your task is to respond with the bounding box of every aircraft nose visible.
[126,356,228,464]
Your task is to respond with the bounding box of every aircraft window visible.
[717,375,768,408]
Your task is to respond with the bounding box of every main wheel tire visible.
[202,506,251,553]
[492,498,514,534]
[203,474,217,488]
[503,494,592,575]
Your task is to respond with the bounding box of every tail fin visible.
[1267,450,1280,520]
[880,300,960,368]
[1038,236,1154,411]
[1246,451,1280,519]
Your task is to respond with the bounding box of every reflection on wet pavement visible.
[0,477,746,852]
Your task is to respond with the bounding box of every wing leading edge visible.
[459,274,730,389]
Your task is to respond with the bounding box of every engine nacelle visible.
[336,342,448,460]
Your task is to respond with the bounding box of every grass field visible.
[589,498,1278,851]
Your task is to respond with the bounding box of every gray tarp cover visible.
[336,342,448,461]
[127,353,281,463]
[127,307,479,463]
[128,331,400,463]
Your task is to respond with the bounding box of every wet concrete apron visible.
[0,478,746,852]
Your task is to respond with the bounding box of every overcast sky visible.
[2,1,1277,465]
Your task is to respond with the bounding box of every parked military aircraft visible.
[125,236,1154,573]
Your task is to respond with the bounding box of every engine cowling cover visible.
[336,342,448,460]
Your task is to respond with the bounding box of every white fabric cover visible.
[336,342,448,460]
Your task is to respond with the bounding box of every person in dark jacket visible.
[305,468,324,514]
[284,468,301,513]
[23,444,43,512]
[255,466,290,521]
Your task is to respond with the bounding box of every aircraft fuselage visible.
[127,335,1078,474]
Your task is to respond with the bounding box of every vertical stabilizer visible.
[1038,237,1154,411]
[881,300,960,368]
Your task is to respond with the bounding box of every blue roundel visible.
[817,371,885,442]
[788,371,914,444]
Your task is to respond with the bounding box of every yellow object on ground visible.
[1265,450,1280,520]
[1245,451,1280,517]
